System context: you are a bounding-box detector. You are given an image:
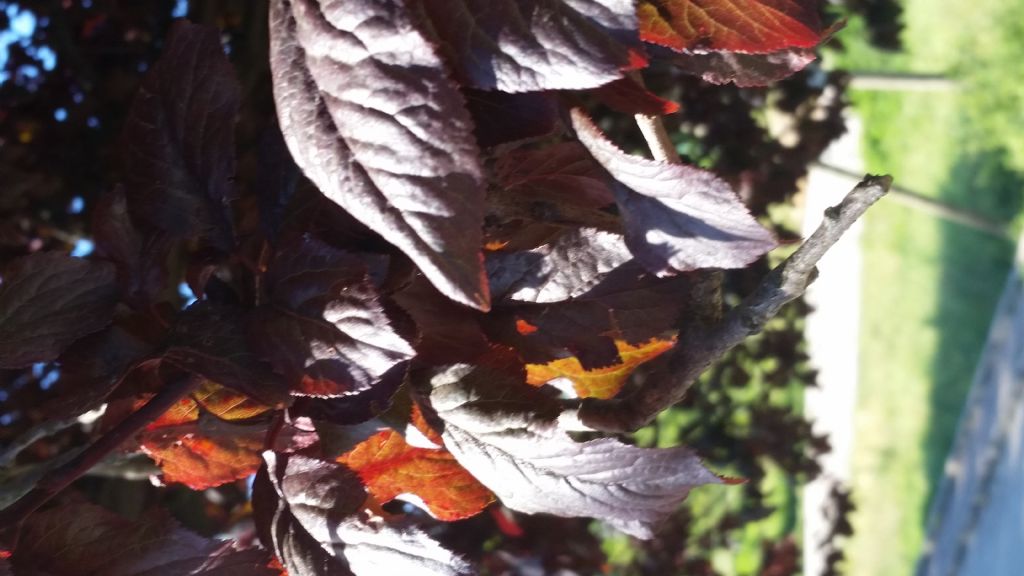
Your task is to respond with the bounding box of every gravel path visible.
[801,115,866,576]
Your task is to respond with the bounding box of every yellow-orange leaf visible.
[526,337,676,399]
[338,429,494,521]
[149,380,271,427]
[140,381,273,489]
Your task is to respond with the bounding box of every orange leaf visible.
[140,382,274,489]
[338,429,494,521]
[526,337,676,399]
[638,0,823,53]
[140,420,264,489]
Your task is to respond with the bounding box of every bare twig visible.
[577,174,892,432]
[0,374,201,529]
[629,71,681,164]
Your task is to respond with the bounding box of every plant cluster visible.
[0,1,887,574]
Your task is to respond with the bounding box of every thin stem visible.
[629,71,681,164]
[577,174,892,432]
[0,374,201,528]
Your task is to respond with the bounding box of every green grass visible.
[827,1,1024,574]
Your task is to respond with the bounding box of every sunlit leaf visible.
[427,360,722,538]
[638,0,823,53]
[420,0,645,92]
[269,0,489,310]
[338,428,495,521]
[526,336,676,398]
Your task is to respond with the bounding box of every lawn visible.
[826,1,1024,574]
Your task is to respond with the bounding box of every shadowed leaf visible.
[572,109,776,275]
[93,186,172,306]
[485,262,690,369]
[121,21,239,249]
[164,301,291,407]
[0,252,119,369]
[9,501,277,575]
[591,76,680,115]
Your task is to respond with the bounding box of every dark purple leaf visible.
[391,274,490,366]
[591,76,681,115]
[253,452,473,576]
[426,361,722,539]
[93,186,172,306]
[253,238,413,397]
[486,228,633,304]
[255,124,302,244]
[9,501,276,575]
[121,21,240,250]
[269,0,489,310]
[572,109,776,274]
[464,90,561,149]
[164,300,291,407]
[495,142,617,210]
[41,316,158,419]
[670,48,817,87]
[420,0,645,92]
[0,252,119,369]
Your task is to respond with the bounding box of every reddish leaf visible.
[420,0,645,92]
[0,252,119,369]
[9,501,277,575]
[572,109,777,275]
[140,414,265,489]
[526,336,676,398]
[591,76,681,115]
[638,0,823,53]
[121,21,239,249]
[140,384,313,489]
[253,452,473,576]
[670,46,817,86]
[426,360,722,538]
[338,428,495,521]
[253,238,414,397]
[270,0,490,310]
